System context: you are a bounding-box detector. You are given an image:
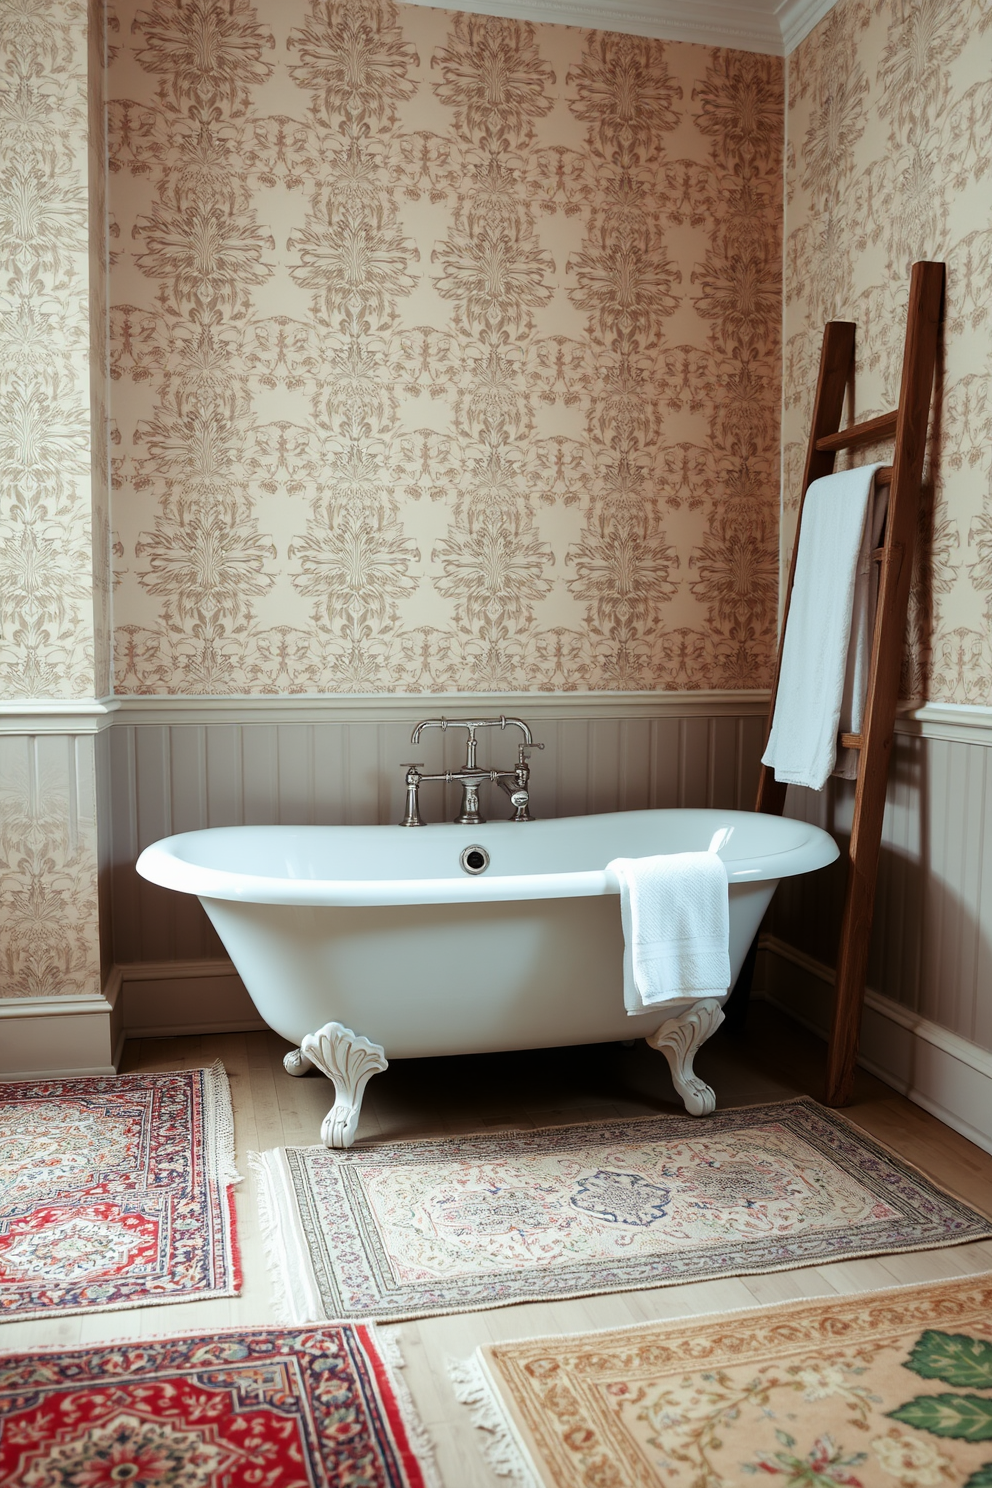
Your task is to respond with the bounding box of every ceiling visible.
[402,0,839,55]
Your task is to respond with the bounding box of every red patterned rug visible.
[0,1062,241,1318]
[0,1324,434,1488]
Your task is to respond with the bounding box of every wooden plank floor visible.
[2,1002,991,1486]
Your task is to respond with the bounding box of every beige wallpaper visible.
[0,0,108,700]
[0,733,102,999]
[108,0,783,695]
[0,0,107,1000]
[784,0,992,704]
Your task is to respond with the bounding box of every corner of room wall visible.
[0,0,117,1068]
[783,0,992,708]
[769,0,992,1115]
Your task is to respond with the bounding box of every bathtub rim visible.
[136,809,838,909]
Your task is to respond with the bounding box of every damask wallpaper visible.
[0,0,108,700]
[0,0,107,1000]
[108,0,784,695]
[0,734,102,1000]
[784,0,992,704]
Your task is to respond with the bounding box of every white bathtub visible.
[137,808,837,1143]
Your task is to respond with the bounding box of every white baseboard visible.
[0,970,123,1079]
[118,959,266,1038]
[0,961,264,1076]
[759,935,992,1157]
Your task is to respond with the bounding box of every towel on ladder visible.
[762,463,884,791]
[607,852,730,1014]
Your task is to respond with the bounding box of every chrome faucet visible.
[399,716,543,826]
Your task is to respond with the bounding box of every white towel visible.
[607,852,730,1014]
[762,463,883,791]
[835,482,889,778]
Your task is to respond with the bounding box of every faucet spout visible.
[498,715,536,746]
[410,717,446,746]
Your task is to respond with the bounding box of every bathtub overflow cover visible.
[460,844,490,875]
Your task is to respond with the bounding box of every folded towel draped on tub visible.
[607,852,731,1014]
[762,463,885,791]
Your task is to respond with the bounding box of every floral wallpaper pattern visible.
[785,0,992,703]
[0,735,102,1000]
[0,0,108,700]
[109,0,783,694]
[0,0,107,1001]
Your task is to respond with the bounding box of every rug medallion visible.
[465,1273,992,1487]
[253,1099,991,1323]
[0,1323,434,1487]
[0,1062,240,1317]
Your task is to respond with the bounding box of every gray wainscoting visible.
[770,720,992,1055]
[108,703,768,966]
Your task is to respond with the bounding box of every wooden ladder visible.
[755,259,944,1107]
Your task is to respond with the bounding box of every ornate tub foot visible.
[646,999,725,1117]
[283,1047,315,1077]
[298,1021,389,1150]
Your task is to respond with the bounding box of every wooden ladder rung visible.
[815,411,898,452]
[839,732,862,750]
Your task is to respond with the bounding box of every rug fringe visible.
[204,1059,242,1187]
[249,1150,295,1326]
[375,1328,444,1488]
[448,1352,540,1488]
[248,1148,324,1325]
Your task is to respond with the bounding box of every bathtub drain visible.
[460,845,490,875]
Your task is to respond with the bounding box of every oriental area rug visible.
[252,1099,992,1324]
[0,1324,436,1488]
[457,1273,992,1488]
[0,1062,241,1318]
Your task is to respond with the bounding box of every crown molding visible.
[399,0,840,56]
[401,0,784,54]
[776,0,841,52]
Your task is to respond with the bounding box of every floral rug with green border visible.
[454,1272,992,1487]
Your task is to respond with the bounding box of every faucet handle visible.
[517,742,544,764]
[401,762,424,774]
[399,765,426,827]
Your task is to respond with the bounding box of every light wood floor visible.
[3,1003,992,1486]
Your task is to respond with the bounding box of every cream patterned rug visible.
[456,1273,992,1488]
[252,1099,992,1324]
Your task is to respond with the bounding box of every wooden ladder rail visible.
[755,260,945,1107]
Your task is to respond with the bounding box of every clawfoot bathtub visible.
[137,809,837,1146]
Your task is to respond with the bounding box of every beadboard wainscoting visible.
[764,706,992,1153]
[106,694,770,1041]
[6,692,992,1158]
[3,692,771,1071]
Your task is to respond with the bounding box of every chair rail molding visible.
[110,690,774,727]
[0,691,773,734]
[895,702,992,747]
[0,697,120,734]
